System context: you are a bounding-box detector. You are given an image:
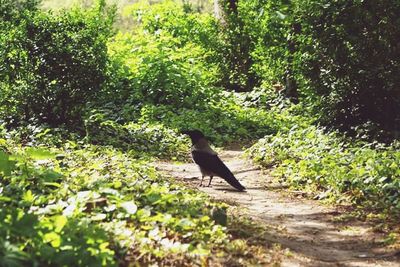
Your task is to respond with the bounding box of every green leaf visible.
[15,212,38,236]
[43,232,61,248]
[275,10,286,20]
[54,215,68,233]
[26,148,56,160]
[40,170,63,182]
[0,150,12,176]
[22,190,35,203]
[0,196,12,202]
[121,201,137,215]
[43,182,61,188]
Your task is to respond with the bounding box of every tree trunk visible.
[214,0,222,20]
[284,22,300,103]
[227,0,238,14]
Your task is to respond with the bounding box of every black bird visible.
[181,130,246,191]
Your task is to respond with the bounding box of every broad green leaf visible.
[43,182,61,188]
[43,232,61,248]
[275,10,286,20]
[22,190,35,203]
[121,201,137,215]
[54,215,68,233]
[0,196,12,202]
[26,148,56,160]
[40,170,63,183]
[0,150,12,176]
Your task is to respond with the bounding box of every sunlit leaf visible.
[275,10,286,20]
[43,232,61,248]
[26,148,56,160]
[121,201,137,215]
[54,215,68,233]
[22,190,35,203]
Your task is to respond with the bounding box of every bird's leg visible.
[199,176,205,187]
[207,176,214,187]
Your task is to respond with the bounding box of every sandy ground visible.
[156,149,400,267]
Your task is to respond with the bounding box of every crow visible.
[181,130,246,191]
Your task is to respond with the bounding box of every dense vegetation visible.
[1,0,399,265]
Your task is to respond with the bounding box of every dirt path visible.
[156,149,400,267]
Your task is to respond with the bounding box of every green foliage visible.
[0,0,39,23]
[2,1,399,264]
[161,0,400,139]
[293,0,400,138]
[215,0,262,91]
[249,125,400,215]
[0,137,231,266]
[126,0,260,92]
[235,0,295,85]
[136,92,291,145]
[102,13,292,145]
[125,0,222,75]
[126,1,219,47]
[84,110,189,159]
[106,31,218,110]
[0,2,115,128]
[228,0,400,138]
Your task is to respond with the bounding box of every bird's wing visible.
[192,150,246,191]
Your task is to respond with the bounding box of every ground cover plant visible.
[249,124,400,217]
[1,130,284,266]
[1,0,400,264]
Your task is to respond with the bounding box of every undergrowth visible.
[1,0,399,265]
[1,133,273,266]
[248,124,400,217]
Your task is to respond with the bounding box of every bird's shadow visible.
[241,186,266,190]
[215,188,243,192]
[212,187,259,192]
[211,187,261,193]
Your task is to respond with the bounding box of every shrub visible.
[84,110,189,160]
[125,0,260,92]
[293,0,400,139]
[0,2,114,128]
[0,137,229,266]
[0,0,39,23]
[136,89,298,145]
[249,125,400,215]
[106,31,218,112]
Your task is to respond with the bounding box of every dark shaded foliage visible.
[0,0,40,22]
[217,0,400,140]
[295,0,400,140]
[0,2,114,129]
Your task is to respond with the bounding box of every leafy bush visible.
[0,1,114,128]
[249,125,400,215]
[84,110,189,160]
[125,0,263,92]
[137,96,283,145]
[215,0,262,92]
[0,137,230,266]
[106,31,218,111]
[102,17,294,146]
[293,0,400,138]
[99,1,222,117]
[226,0,400,138]
[126,0,219,48]
[0,0,39,23]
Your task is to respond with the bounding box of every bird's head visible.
[181,129,205,144]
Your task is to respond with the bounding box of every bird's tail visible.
[223,173,246,191]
